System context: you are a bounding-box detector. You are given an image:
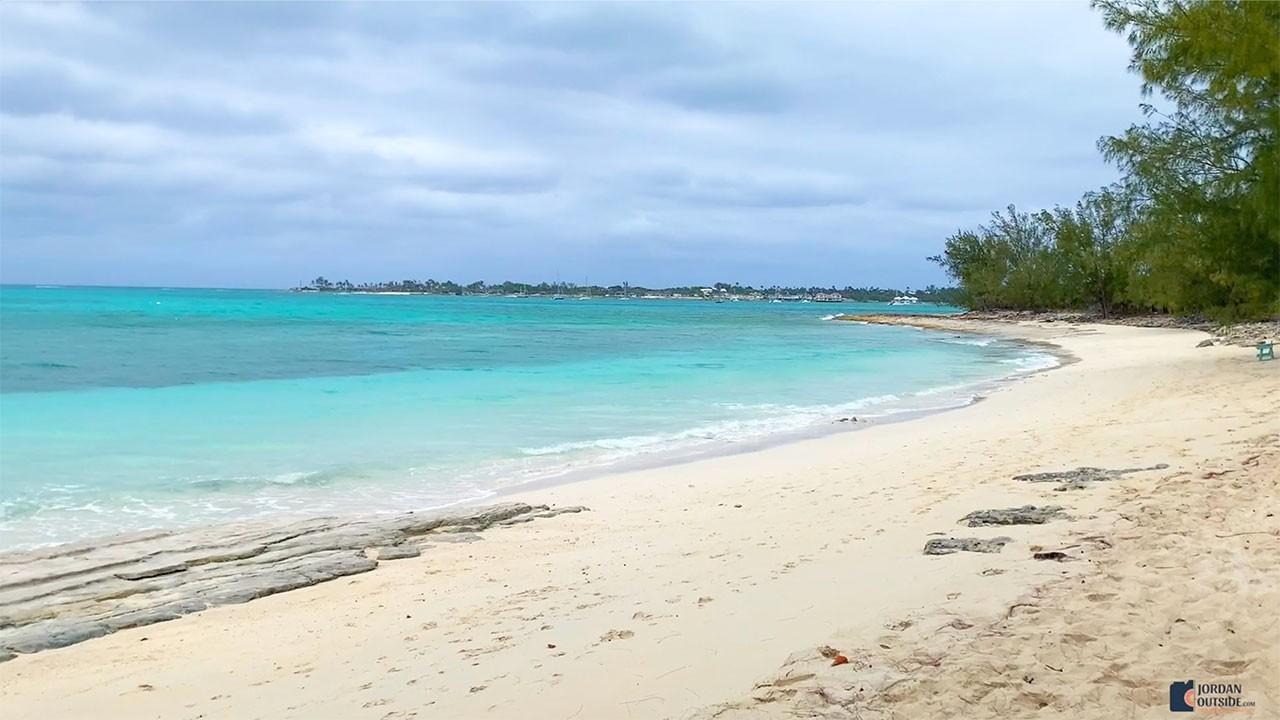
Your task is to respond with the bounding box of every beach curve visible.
[0,318,1275,719]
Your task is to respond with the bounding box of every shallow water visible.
[0,286,1054,547]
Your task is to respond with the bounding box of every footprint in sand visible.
[599,629,635,642]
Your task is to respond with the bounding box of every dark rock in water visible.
[1012,464,1169,487]
[0,502,588,661]
[1196,338,1215,348]
[923,537,1013,555]
[960,505,1065,527]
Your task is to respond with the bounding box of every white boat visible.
[888,295,919,306]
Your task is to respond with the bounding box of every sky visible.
[0,2,1143,289]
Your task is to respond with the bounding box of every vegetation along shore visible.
[929,1,1277,321]
[293,277,961,304]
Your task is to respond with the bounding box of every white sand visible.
[1,320,1276,719]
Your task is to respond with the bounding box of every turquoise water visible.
[0,286,1054,548]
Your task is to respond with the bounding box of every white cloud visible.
[0,1,1143,288]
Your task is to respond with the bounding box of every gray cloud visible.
[0,2,1142,289]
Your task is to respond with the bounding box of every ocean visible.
[0,286,1056,548]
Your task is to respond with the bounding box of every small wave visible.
[820,314,838,321]
[518,393,904,460]
[183,469,351,491]
[912,381,978,397]
[0,497,45,520]
[713,402,784,411]
[998,353,1060,373]
[519,435,671,457]
[880,394,979,417]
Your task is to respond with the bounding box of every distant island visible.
[291,277,961,304]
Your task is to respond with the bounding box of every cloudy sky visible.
[0,2,1141,289]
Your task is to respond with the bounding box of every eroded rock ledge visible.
[0,502,586,661]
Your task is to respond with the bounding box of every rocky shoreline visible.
[852,309,1278,348]
[0,502,586,661]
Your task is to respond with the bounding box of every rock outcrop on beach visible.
[958,505,1065,527]
[0,502,586,661]
[1012,464,1168,489]
[922,537,1012,555]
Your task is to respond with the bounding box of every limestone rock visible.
[923,537,1013,555]
[369,544,421,561]
[1012,463,1168,487]
[115,562,189,581]
[959,505,1065,527]
[0,502,587,660]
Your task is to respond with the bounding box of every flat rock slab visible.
[923,537,1013,555]
[0,502,586,661]
[114,562,189,581]
[368,544,421,561]
[959,505,1066,527]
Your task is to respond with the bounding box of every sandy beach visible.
[1,318,1276,719]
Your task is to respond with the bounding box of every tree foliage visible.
[933,0,1279,320]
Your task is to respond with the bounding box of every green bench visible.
[1259,341,1275,361]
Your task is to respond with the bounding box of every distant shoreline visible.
[295,289,951,304]
[290,278,960,304]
